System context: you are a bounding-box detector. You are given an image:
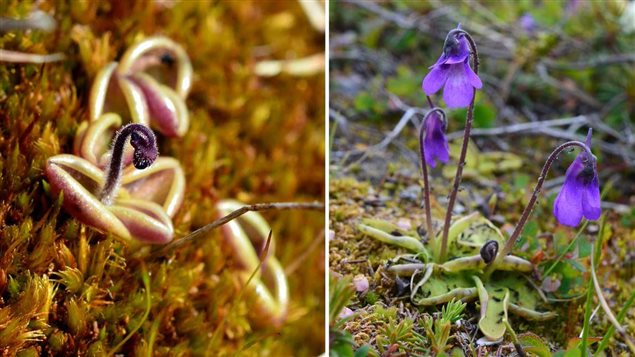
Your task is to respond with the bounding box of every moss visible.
[1,1,324,355]
[330,173,634,353]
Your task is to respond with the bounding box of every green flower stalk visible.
[216,200,290,328]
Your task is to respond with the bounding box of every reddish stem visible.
[438,31,479,262]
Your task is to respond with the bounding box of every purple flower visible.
[518,13,537,35]
[422,25,482,108]
[423,111,449,168]
[553,129,601,227]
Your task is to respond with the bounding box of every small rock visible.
[353,274,369,293]
[476,336,503,346]
[399,185,420,202]
[587,224,599,234]
[329,230,335,241]
[396,218,412,231]
[338,307,354,319]
[541,276,561,292]
[453,202,466,214]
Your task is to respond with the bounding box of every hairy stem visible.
[487,141,592,273]
[438,30,479,262]
[154,201,324,256]
[426,95,435,108]
[100,123,157,205]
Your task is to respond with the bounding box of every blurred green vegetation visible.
[1,0,324,355]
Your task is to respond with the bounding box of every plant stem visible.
[418,108,445,248]
[154,201,324,256]
[487,141,593,274]
[426,95,434,108]
[209,231,273,349]
[438,31,479,262]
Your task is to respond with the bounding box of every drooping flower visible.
[422,110,450,168]
[553,129,601,227]
[422,24,482,108]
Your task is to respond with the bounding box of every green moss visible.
[364,291,379,305]
[330,173,634,353]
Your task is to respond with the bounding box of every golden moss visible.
[1,1,324,355]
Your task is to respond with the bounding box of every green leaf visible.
[518,332,552,357]
[354,345,370,357]
[474,276,508,341]
[330,329,355,357]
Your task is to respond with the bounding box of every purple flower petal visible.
[426,130,450,166]
[553,129,601,226]
[423,112,450,168]
[444,52,469,64]
[580,129,601,220]
[582,176,601,220]
[425,144,440,168]
[422,25,482,108]
[443,63,474,108]
[430,53,449,68]
[422,65,449,95]
[425,151,436,168]
[553,169,584,227]
[464,61,482,89]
